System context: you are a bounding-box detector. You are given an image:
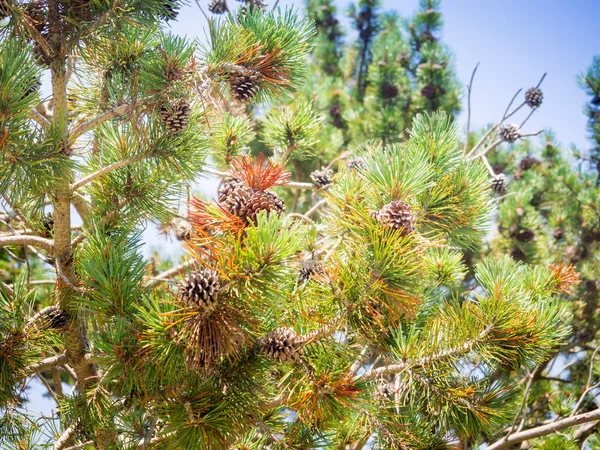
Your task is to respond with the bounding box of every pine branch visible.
[53,426,76,450]
[30,108,51,128]
[72,192,90,219]
[143,259,197,288]
[486,408,600,450]
[24,353,68,377]
[64,442,94,450]
[463,62,480,153]
[361,324,494,380]
[70,102,139,140]
[70,154,148,192]
[0,235,53,253]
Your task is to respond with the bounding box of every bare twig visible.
[53,426,76,450]
[361,324,494,380]
[37,372,59,404]
[70,154,147,192]
[505,370,536,438]
[30,108,51,128]
[571,347,600,417]
[24,353,68,377]
[348,346,373,378]
[305,199,327,218]
[0,235,53,254]
[70,103,134,140]
[64,441,95,450]
[486,408,600,450]
[463,62,480,153]
[143,259,197,288]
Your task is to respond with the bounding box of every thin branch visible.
[71,192,90,219]
[463,62,479,154]
[70,103,133,140]
[64,441,95,450]
[301,323,337,344]
[305,199,327,218]
[486,408,600,450]
[479,154,496,176]
[361,324,494,380]
[571,347,600,416]
[70,154,147,192]
[506,370,536,438]
[55,256,85,293]
[143,259,196,288]
[53,426,76,450]
[0,235,53,253]
[24,353,68,377]
[0,279,14,299]
[30,108,51,128]
[36,372,58,403]
[348,346,373,378]
[193,0,210,21]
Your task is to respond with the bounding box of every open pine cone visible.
[260,327,302,363]
[178,269,221,311]
[376,201,416,235]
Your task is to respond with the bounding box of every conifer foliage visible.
[0,1,582,450]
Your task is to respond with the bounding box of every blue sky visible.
[171,0,600,152]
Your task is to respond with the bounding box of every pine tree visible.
[0,2,585,450]
[467,56,600,449]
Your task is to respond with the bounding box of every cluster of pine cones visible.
[218,178,284,223]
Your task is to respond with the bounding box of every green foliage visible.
[261,99,322,161]
[0,1,589,449]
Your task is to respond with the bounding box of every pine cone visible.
[160,102,191,133]
[376,201,415,235]
[374,382,392,403]
[381,82,399,99]
[310,168,334,188]
[420,30,435,41]
[42,212,54,237]
[175,221,193,241]
[519,156,540,171]
[25,305,69,331]
[516,229,535,242]
[347,158,367,171]
[397,53,409,66]
[299,258,321,284]
[43,306,69,329]
[511,247,526,261]
[584,280,599,292]
[491,173,507,194]
[208,0,228,14]
[160,0,179,20]
[329,104,342,117]
[499,123,520,143]
[241,190,285,222]
[420,83,436,100]
[329,104,345,129]
[32,40,52,67]
[260,327,302,363]
[553,227,565,240]
[178,269,221,310]
[23,0,47,32]
[229,70,262,103]
[525,87,543,108]
[0,0,10,19]
[218,178,253,217]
